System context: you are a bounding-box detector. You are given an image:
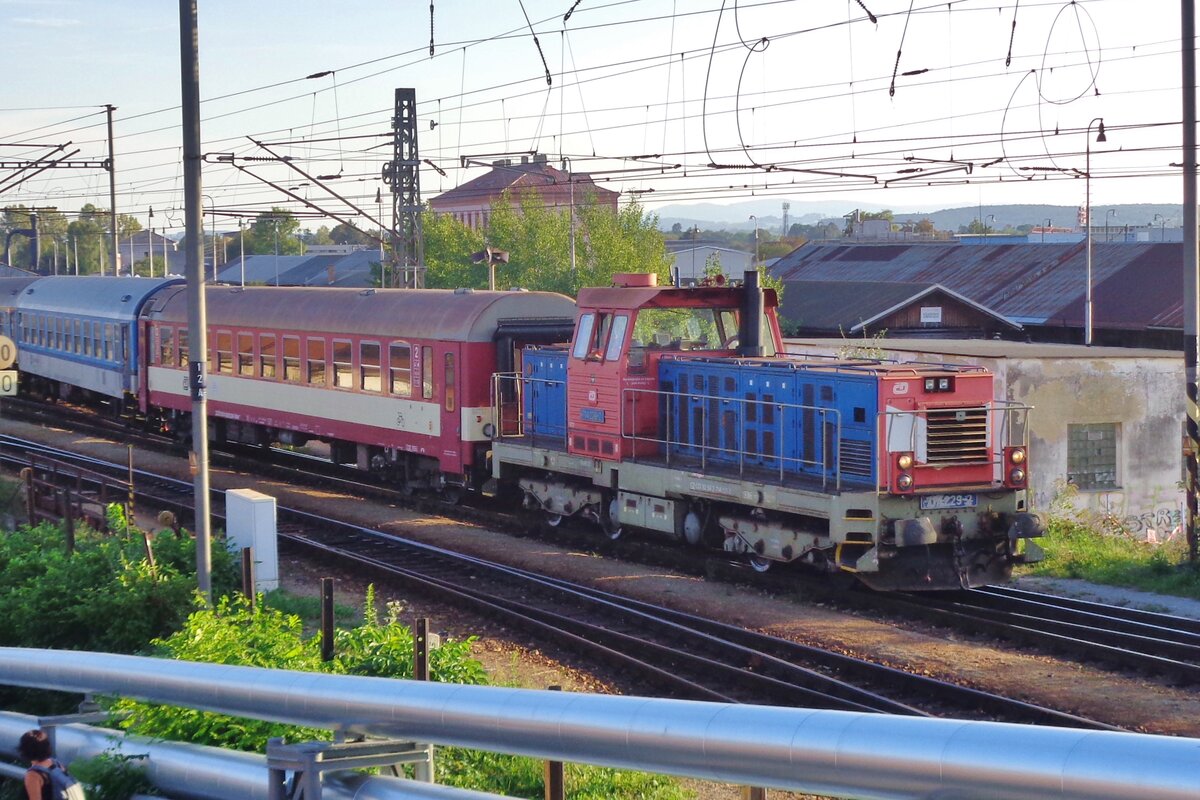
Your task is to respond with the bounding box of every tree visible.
[915,219,936,235]
[670,222,683,234]
[422,191,670,296]
[3,205,70,272]
[245,208,303,255]
[330,222,373,246]
[308,226,334,246]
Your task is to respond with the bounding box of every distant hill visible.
[653,200,1183,233]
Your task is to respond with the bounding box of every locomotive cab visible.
[566,272,783,461]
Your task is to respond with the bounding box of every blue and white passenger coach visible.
[12,276,183,409]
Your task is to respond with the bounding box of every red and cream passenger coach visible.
[140,285,574,494]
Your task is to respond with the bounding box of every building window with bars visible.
[1067,423,1119,490]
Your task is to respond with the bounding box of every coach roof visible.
[145,285,577,342]
[17,276,185,320]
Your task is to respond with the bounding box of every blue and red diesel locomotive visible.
[1,271,1043,590]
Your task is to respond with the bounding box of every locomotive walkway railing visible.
[0,648,1197,800]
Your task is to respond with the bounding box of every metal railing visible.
[620,386,845,490]
[0,649,1197,800]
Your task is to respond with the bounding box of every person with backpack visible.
[17,729,86,800]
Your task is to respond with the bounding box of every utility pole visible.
[179,0,213,602]
[781,202,790,236]
[106,104,120,276]
[382,88,423,288]
[1184,0,1200,564]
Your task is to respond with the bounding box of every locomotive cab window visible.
[604,315,629,362]
[571,313,596,359]
[390,342,412,396]
[632,307,741,353]
[360,341,381,392]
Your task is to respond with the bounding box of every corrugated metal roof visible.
[780,280,1023,333]
[770,242,1182,330]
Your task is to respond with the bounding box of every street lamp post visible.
[1085,117,1107,346]
[1043,217,1052,243]
[1155,213,1167,241]
[273,217,280,287]
[1106,209,1117,243]
[749,215,760,266]
[238,219,246,288]
[147,207,155,278]
[985,214,995,235]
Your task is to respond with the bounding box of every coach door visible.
[439,345,462,472]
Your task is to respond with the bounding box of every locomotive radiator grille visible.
[839,439,873,478]
[925,406,989,463]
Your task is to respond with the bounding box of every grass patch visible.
[1020,515,1200,600]
[261,588,358,626]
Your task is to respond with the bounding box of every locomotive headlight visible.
[897,453,914,470]
[897,473,914,490]
[482,422,496,438]
[1009,448,1026,465]
[1010,467,1026,484]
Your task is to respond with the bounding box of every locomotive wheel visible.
[748,555,773,573]
[545,512,564,527]
[439,485,463,505]
[682,509,706,547]
[601,496,623,541]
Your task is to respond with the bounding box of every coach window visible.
[260,334,277,379]
[177,330,188,367]
[307,338,326,386]
[389,342,412,396]
[360,341,381,392]
[82,321,92,357]
[571,313,596,359]
[216,331,233,374]
[237,333,254,376]
[159,327,174,365]
[421,346,433,399]
[332,339,353,388]
[104,323,114,361]
[444,353,456,412]
[92,322,102,359]
[283,336,301,382]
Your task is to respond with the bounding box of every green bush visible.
[0,520,237,654]
[111,590,487,752]
[68,750,157,800]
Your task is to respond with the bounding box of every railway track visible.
[0,431,1119,731]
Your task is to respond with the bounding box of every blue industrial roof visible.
[769,242,1182,330]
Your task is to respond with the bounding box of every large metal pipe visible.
[739,268,764,357]
[1,649,1197,800]
[0,712,504,800]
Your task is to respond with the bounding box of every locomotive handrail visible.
[619,386,844,492]
[490,372,569,447]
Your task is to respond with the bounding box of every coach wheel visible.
[748,555,773,573]
[602,495,623,541]
[545,512,564,527]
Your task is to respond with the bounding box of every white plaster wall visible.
[1006,357,1184,537]
[783,341,1184,536]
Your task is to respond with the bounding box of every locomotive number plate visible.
[919,493,977,510]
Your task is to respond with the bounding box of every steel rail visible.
[1,433,1118,728]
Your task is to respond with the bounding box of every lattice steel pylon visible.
[381,88,425,288]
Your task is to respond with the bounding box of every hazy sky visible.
[0,0,1187,231]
